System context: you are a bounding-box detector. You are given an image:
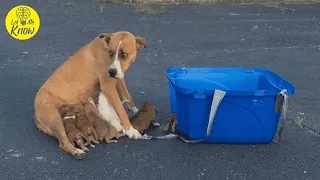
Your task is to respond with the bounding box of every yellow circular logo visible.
[5,5,40,40]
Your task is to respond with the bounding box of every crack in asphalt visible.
[298,123,320,137]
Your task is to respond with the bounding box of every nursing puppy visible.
[34,31,146,159]
[73,104,99,146]
[83,97,123,143]
[59,105,89,152]
[130,102,160,134]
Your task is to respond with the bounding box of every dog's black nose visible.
[108,68,117,78]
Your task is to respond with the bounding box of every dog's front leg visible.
[100,75,142,139]
[117,78,139,114]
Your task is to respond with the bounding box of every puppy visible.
[73,104,99,146]
[59,105,89,152]
[84,97,123,143]
[129,102,160,134]
[163,114,177,133]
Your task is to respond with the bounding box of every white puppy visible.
[97,92,142,139]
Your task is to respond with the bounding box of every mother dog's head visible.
[97,31,146,79]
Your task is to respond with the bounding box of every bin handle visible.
[178,89,226,143]
[273,89,288,142]
[166,72,177,87]
[141,89,227,143]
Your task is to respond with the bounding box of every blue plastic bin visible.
[166,67,295,144]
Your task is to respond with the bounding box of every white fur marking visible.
[88,98,96,107]
[126,126,142,139]
[97,92,124,133]
[97,91,141,139]
[75,148,85,154]
[63,115,75,120]
[109,40,124,79]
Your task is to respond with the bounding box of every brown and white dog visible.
[34,31,146,159]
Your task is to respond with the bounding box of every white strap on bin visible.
[274,89,288,142]
[142,89,226,143]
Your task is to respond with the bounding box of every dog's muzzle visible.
[108,68,117,78]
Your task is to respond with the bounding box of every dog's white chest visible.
[97,92,118,118]
[97,92,122,131]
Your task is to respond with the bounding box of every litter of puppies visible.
[59,97,162,153]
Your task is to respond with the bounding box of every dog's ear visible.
[135,36,146,51]
[98,33,113,45]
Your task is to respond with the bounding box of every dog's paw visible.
[125,126,142,139]
[72,148,86,160]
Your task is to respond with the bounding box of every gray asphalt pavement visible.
[1,0,320,179]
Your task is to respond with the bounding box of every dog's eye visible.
[109,51,114,57]
[121,52,128,59]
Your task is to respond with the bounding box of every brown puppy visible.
[130,102,160,134]
[163,114,177,133]
[83,97,123,143]
[73,104,99,146]
[34,31,146,159]
[59,105,89,152]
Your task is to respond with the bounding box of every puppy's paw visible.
[72,148,86,160]
[82,146,89,152]
[125,126,142,140]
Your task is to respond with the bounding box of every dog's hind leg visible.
[35,104,86,159]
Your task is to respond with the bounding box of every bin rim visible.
[166,67,295,97]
